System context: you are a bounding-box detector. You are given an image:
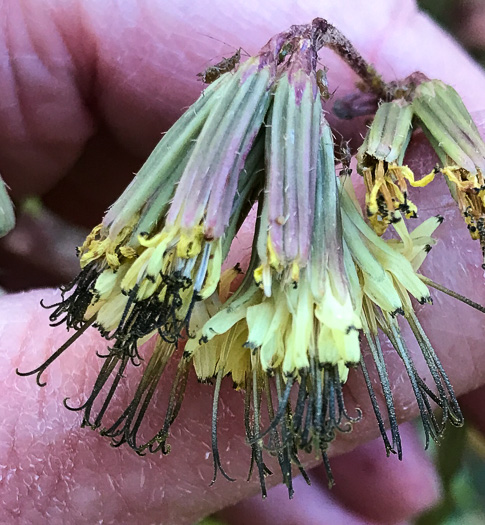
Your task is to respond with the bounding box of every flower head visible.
[185,111,363,493]
[412,79,485,266]
[340,189,463,455]
[354,75,485,265]
[40,52,276,365]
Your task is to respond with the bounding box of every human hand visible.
[2,1,485,524]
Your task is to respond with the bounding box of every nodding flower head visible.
[41,50,277,360]
[340,190,465,459]
[412,79,485,267]
[17,18,485,499]
[350,75,485,264]
[184,113,364,494]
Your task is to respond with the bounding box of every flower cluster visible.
[18,18,485,497]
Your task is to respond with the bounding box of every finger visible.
[216,475,380,525]
[3,0,485,199]
[2,290,291,525]
[2,211,484,525]
[317,423,440,523]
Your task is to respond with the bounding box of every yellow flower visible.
[357,99,434,235]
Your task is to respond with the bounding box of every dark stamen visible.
[248,375,294,444]
[264,373,294,498]
[210,368,236,484]
[360,354,394,456]
[63,352,129,430]
[143,356,191,455]
[41,263,100,330]
[100,340,176,452]
[16,317,96,387]
[244,371,270,498]
[363,329,402,458]
[385,316,435,448]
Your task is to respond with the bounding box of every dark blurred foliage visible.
[420,0,485,65]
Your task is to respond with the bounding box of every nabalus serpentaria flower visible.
[19,38,276,382]
[18,18,485,498]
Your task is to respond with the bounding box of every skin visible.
[1,0,485,523]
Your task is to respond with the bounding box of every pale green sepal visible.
[413,80,485,174]
[105,75,228,238]
[358,100,413,165]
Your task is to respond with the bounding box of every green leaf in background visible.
[416,423,467,525]
[418,0,457,30]
[415,422,485,525]
[197,517,226,525]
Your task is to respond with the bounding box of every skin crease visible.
[1,0,485,524]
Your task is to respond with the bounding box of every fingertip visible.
[217,474,378,525]
[313,423,440,524]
